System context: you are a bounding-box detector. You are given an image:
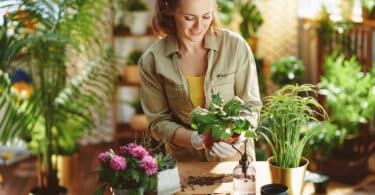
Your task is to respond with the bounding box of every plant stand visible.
[319,156,368,184]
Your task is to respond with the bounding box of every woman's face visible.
[173,0,214,43]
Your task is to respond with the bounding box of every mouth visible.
[190,31,202,36]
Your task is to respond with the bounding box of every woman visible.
[139,0,262,161]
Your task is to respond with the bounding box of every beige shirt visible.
[139,29,262,161]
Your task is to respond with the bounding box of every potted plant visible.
[191,94,258,149]
[0,1,115,194]
[95,143,158,195]
[239,0,264,52]
[124,49,143,84]
[154,153,180,194]
[130,98,148,132]
[117,0,149,35]
[270,56,305,87]
[317,53,375,183]
[256,84,327,195]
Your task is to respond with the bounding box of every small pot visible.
[261,183,288,195]
[314,181,328,194]
[29,186,67,195]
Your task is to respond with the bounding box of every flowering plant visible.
[95,143,158,194]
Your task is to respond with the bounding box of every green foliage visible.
[155,153,176,172]
[217,0,263,40]
[362,0,375,12]
[239,0,264,40]
[217,0,239,25]
[132,99,143,114]
[318,54,375,138]
[0,15,31,72]
[255,57,266,96]
[303,121,341,158]
[119,0,148,12]
[256,84,327,168]
[316,6,354,51]
[0,0,116,184]
[270,56,304,86]
[191,94,258,141]
[126,50,143,65]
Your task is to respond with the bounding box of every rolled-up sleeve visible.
[139,53,184,144]
[234,38,263,127]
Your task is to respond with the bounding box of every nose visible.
[193,18,202,31]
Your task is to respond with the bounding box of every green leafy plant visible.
[303,121,339,158]
[0,1,116,193]
[154,153,176,172]
[239,0,264,40]
[191,94,258,141]
[256,84,327,168]
[217,0,239,25]
[95,143,157,195]
[126,50,143,65]
[270,56,304,86]
[0,15,31,72]
[217,0,263,40]
[318,54,375,139]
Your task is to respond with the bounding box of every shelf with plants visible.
[111,0,156,141]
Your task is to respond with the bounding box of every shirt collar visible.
[164,32,219,56]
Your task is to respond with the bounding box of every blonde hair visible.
[152,0,221,37]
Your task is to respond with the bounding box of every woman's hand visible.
[191,131,205,150]
[209,136,245,158]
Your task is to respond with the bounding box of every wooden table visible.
[0,143,374,195]
[176,161,277,195]
[175,161,375,195]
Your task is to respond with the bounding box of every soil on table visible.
[180,174,233,192]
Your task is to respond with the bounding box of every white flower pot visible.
[110,187,144,195]
[157,166,181,194]
[126,11,149,35]
[117,103,135,124]
[117,86,139,104]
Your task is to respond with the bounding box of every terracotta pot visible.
[123,65,141,85]
[130,114,147,132]
[203,132,240,149]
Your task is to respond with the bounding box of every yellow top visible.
[185,75,205,108]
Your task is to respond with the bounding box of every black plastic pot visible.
[29,186,67,195]
[314,181,328,194]
[261,183,288,195]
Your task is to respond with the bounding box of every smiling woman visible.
[140,0,262,162]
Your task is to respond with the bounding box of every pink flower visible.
[109,155,126,170]
[98,151,110,165]
[120,143,149,159]
[119,143,137,154]
[140,155,157,175]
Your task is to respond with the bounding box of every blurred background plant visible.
[126,49,143,65]
[303,52,375,164]
[318,53,375,145]
[270,56,304,87]
[0,0,116,194]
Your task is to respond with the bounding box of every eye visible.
[184,16,194,21]
[203,15,211,20]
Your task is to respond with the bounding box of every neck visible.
[177,38,204,54]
